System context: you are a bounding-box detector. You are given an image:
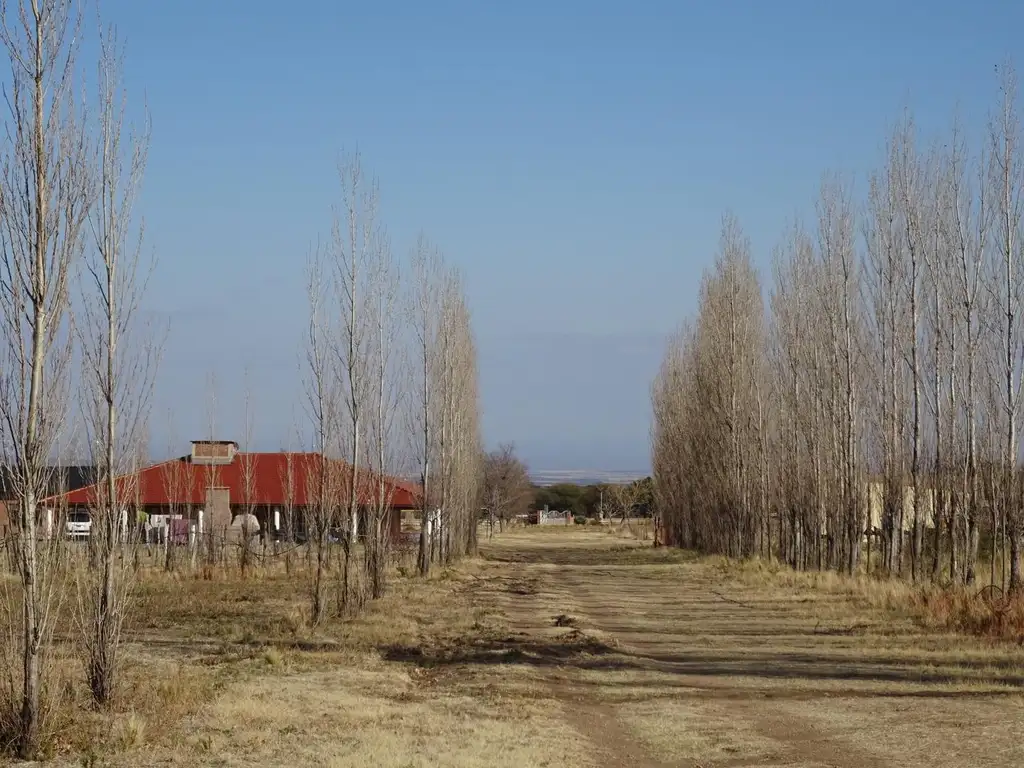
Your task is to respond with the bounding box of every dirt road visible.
[442,527,1024,768]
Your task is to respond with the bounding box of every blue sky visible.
[96,0,1024,471]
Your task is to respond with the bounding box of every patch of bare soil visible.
[559,698,675,768]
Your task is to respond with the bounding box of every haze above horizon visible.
[102,0,1024,472]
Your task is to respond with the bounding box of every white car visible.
[66,510,91,539]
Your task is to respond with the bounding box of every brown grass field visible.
[12,525,1024,767]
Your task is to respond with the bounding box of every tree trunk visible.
[1010,527,1022,593]
[18,492,40,759]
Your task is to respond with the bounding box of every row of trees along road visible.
[653,64,1024,592]
[303,151,483,625]
[0,1,485,757]
[0,0,158,757]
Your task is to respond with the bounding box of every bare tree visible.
[651,323,696,549]
[652,214,763,560]
[611,480,642,526]
[410,236,442,575]
[75,24,156,706]
[404,237,482,572]
[656,184,878,576]
[434,270,481,561]
[865,140,911,577]
[276,436,297,574]
[816,174,863,573]
[295,153,482,597]
[159,419,192,572]
[0,0,91,754]
[331,151,375,612]
[987,64,1024,591]
[302,247,337,624]
[200,373,224,567]
[767,225,811,569]
[924,150,950,581]
[278,424,298,545]
[454,314,483,557]
[434,269,461,563]
[364,226,401,598]
[701,214,763,556]
[482,443,531,533]
[889,112,930,581]
[461,332,484,556]
[944,114,990,584]
[237,369,258,577]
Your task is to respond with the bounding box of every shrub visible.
[262,646,285,667]
[573,516,586,526]
[910,586,1024,642]
[111,712,146,751]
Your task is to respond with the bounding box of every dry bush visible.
[390,537,419,577]
[908,588,1024,641]
[109,712,146,752]
[53,659,223,761]
[0,570,229,758]
[261,646,285,667]
[0,649,77,759]
[0,564,78,759]
[621,518,652,541]
[604,518,652,542]
[717,555,1024,643]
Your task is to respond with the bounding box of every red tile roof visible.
[44,452,419,509]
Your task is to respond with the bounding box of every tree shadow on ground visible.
[479,543,695,567]
[379,629,1024,692]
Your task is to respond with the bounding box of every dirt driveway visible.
[441,527,1024,768]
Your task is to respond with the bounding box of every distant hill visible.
[529,469,649,487]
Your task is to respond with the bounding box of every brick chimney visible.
[190,440,238,465]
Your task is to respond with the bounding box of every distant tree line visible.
[534,478,653,519]
[479,445,654,526]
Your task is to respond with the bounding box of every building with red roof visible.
[44,440,421,543]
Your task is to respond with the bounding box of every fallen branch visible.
[813,620,868,636]
[710,588,754,609]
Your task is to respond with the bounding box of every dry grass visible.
[166,662,589,768]
[714,555,1024,645]
[108,566,591,767]
[0,547,594,767]
[618,699,777,763]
